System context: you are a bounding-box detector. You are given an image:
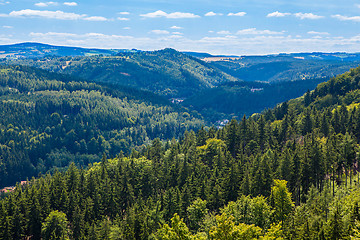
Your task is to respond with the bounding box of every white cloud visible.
[3,9,107,21]
[228,12,246,17]
[3,25,13,28]
[172,32,183,35]
[0,1,10,5]
[208,30,214,33]
[35,2,58,7]
[123,27,131,30]
[84,16,108,21]
[205,11,223,17]
[217,30,231,35]
[332,14,360,22]
[117,17,129,21]
[118,12,130,15]
[8,9,85,20]
[150,30,170,34]
[267,11,291,17]
[308,31,329,35]
[140,10,200,19]
[294,12,324,20]
[170,26,183,29]
[30,32,78,37]
[63,2,77,6]
[236,28,284,35]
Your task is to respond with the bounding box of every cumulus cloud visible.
[308,31,329,35]
[267,11,291,17]
[30,32,133,40]
[84,16,108,21]
[217,30,231,35]
[236,28,284,35]
[9,9,85,20]
[170,26,183,29]
[3,9,108,21]
[117,17,129,21]
[30,32,78,37]
[118,12,130,15]
[3,25,13,28]
[294,12,324,20]
[150,30,170,34]
[205,11,223,17]
[172,32,183,35]
[63,2,77,6]
[332,14,360,22]
[140,10,200,19]
[35,2,58,7]
[0,1,10,5]
[228,12,246,17]
[123,27,131,30]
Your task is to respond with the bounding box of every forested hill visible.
[0,65,204,187]
[1,66,360,239]
[4,48,238,98]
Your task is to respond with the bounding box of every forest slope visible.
[1,65,360,239]
[4,48,238,98]
[0,65,204,187]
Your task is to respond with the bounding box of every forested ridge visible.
[0,65,204,187]
[3,49,238,98]
[7,48,360,121]
[2,65,360,239]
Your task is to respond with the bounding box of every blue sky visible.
[1,0,360,55]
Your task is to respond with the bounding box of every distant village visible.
[0,181,28,195]
[170,98,185,104]
[215,119,229,129]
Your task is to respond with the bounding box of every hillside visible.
[0,65,204,187]
[201,52,360,83]
[182,78,325,121]
[1,64,360,239]
[3,48,239,98]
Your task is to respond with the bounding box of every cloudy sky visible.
[1,0,360,55]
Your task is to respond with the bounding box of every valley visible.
[1,43,360,239]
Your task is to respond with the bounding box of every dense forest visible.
[6,48,360,122]
[3,49,237,98]
[1,64,360,239]
[0,65,204,187]
[183,78,326,121]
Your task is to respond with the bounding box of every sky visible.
[1,0,360,55]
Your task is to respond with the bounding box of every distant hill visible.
[0,42,136,58]
[206,53,360,82]
[3,43,360,122]
[4,48,239,98]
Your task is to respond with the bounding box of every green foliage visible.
[155,213,191,240]
[41,210,70,240]
[209,214,262,240]
[187,198,208,231]
[270,180,294,224]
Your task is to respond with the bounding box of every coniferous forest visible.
[1,53,360,239]
[0,65,203,187]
